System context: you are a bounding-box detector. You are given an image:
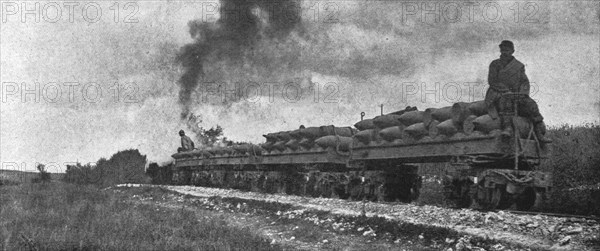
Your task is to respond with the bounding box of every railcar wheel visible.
[256,175,266,192]
[315,177,332,198]
[474,186,501,210]
[306,174,319,197]
[442,178,473,208]
[408,175,423,202]
[334,184,350,199]
[250,174,261,192]
[178,170,191,185]
[264,176,277,194]
[473,184,513,210]
[347,179,363,200]
[515,187,536,211]
[496,185,514,210]
[365,182,382,201]
[376,184,387,202]
[284,171,304,195]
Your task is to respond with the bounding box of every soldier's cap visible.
[179,130,185,134]
[499,40,514,50]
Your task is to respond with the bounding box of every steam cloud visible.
[176,0,303,119]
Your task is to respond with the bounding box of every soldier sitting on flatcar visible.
[178,130,195,152]
[485,40,552,143]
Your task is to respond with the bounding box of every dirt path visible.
[118,186,428,250]
[116,184,600,250]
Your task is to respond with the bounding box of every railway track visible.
[498,209,600,221]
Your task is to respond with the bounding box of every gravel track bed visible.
[120,184,599,250]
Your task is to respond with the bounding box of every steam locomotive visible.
[171,99,551,210]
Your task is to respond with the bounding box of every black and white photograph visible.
[1,0,599,250]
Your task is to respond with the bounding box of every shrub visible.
[31,164,51,183]
[64,149,149,187]
[541,123,600,215]
[146,162,173,185]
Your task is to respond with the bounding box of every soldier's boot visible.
[500,116,513,137]
[534,121,552,144]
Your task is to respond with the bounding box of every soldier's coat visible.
[485,57,543,122]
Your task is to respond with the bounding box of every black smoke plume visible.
[176,0,302,119]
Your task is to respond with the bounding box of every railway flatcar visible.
[171,99,551,210]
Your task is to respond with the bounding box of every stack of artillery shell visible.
[404,123,429,140]
[427,120,440,138]
[354,129,379,144]
[436,119,459,137]
[462,115,478,135]
[373,114,404,128]
[232,144,263,155]
[207,146,235,156]
[451,102,471,127]
[378,126,405,142]
[354,118,375,131]
[314,135,353,151]
[352,109,441,144]
[298,127,322,139]
[423,106,453,126]
[298,126,353,139]
[271,141,287,152]
[285,139,300,150]
[471,115,532,138]
[398,111,425,126]
[469,115,532,138]
[258,100,536,154]
[320,126,355,137]
[259,142,274,152]
[289,129,302,140]
[353,106,419,131]
[275,131,292,142]
[298,138,313,149]
[450,101,489,130]
[351,100,537,145]
[198,149,213,158]
[435,101,488,139]
[260,125,356,153]
[472,115,501,134]
[468,101,488,116]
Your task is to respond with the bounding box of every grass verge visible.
[0,183,281,251]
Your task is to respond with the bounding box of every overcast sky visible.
[1,1,598,172]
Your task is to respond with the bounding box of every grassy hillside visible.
[0,183,281,250]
